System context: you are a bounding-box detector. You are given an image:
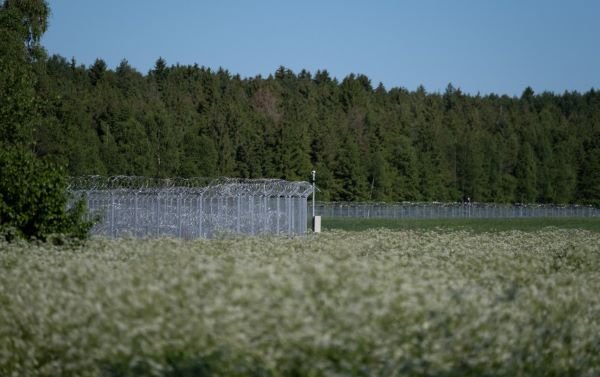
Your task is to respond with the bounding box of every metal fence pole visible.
[110,191,115,238]
[276,196,280,234]
[264,195,268,234]
[134,192,138,237]
[237,195,241,233]
[199,194,203,238]
[291,196,295,235]
[250,195,254,235]
[288,196,292,235]
[177,193,182,238]
[156,194,160,237]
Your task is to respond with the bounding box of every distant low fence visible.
[314,202,600,219]
[70,176,312,239]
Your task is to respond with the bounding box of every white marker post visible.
[311,170,321,233]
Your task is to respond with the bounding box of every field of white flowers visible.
[1,229,599,377]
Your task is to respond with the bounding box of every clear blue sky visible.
[42,0,599,96]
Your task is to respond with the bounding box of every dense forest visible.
[3,1,600,204]
[32,58,600,204]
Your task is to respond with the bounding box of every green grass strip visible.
[323,217,600,233]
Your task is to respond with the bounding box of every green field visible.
[323,216,600,233]
[1,229,600,376]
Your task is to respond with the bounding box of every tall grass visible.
[1,229,599,376]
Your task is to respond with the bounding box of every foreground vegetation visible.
[1,229,599,376]
[323,216,600,233]
[1,1,91,242]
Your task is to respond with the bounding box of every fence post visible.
[177,193,182,238]
[156,193,160,237]
[199,194,203,238]
[134,192,138,237]
[288,196,292,235]
[237,195,241,233]
[110,191,115,238]
[276,196,280,234]
[264,195,268,234]
[291,196,295,234]
[218,197,222,233]
[250,195,254,235]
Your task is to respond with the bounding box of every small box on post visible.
[312,215,321,233]
[311,170,321,233]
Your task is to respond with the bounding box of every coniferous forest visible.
[3,1,600,205]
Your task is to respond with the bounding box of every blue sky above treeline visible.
[43,0,600,96]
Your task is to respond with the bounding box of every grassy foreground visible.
[1,230,600,376]
[323,216,600,233]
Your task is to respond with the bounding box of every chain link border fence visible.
[69,176,313,239]
[314,201,600,219]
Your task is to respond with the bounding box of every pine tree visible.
[333,137,368,201]
[515,142,538,202]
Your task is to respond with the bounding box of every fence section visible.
[70,176,312,239]
[314,202,600,219]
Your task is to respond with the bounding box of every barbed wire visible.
[314,201,600,219]
[68,176,313,198]
[315,201,598,209]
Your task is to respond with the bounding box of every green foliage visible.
[515,142,538,202]
[0,147,92,242]
[4,0,600,204]
[577,147,600,206]
[2,0,49,50]
[1,230,599,376]
[0,0,92,243]
[332,137,368,201]
[28,44,600,204]
[0,1,38,146]
[367,150,392,200]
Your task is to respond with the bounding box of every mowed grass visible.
[1,229,600,376]
[323,216,600,233]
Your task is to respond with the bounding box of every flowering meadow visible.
[1,229,599,376]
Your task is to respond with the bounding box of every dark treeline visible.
[2,1,600,205]
[31,56,600,204]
